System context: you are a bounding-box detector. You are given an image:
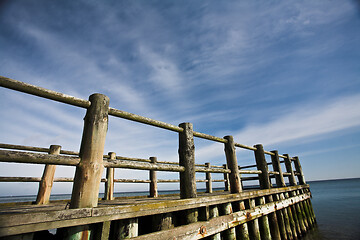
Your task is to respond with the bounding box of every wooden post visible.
[104,152,115,201]
[293,156,314,228]
[35,145,61,205]
[220,203,236,240]
[223,164,230,192]
[271,150,292,240]
[256,197,272,240]
[293,156,305,185]
[284,154,306,236]
[205,162,212,193]
[149,157,158,198]
[152,213,173,232]
[246,198,261,240]
[224,135,249,240]
[62,93,109,240]
[254,144,281,240]
[178,122,197,224]
[112,218,138,239]
[209,205,221,240]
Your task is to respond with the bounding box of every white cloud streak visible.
[196,94,360,161]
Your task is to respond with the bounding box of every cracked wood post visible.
[149,157,158,197]
[35,145,61,205]
[254,144,281,240]
[284,154,306,237]
[104,152,115,201]
[205,162,212,193]
[271,150,292,240]
[224,135,249,240]
[62,93,109,240]
[178,122,197,224]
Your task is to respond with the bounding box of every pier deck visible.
[0,76,316,239]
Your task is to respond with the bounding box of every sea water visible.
[1,179,359,239]
[303,178,360,240]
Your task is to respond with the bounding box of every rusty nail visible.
[199,226,207,236]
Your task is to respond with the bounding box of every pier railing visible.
[0,76,316,240]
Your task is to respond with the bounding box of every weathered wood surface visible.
[131,193,311,240]
[224,135,249,240]
[254,144,281,240]
[0,150,80,166]
[0,186,309,237]
[36,145,61,205]
[104,153,115,201]
[149,157,158,198]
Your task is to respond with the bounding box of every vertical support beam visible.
[205,162,212,193]
[152,213,173,232]
[223,164,230,192]
[62,93,109,240]
[220,203,236,240]
[112,218,138,239]
[271,150,292,240]
[246,198,261,240]
[149,157,158,198]
[178,122,197,224]
[254,144,281,240]
[224,135,249,240]
[255,197,271,240]
[284,154,306,237]
[209,205,221,240]
[104,152,115,201]
[36,145,61,205]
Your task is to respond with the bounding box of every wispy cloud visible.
[196,94,360,162]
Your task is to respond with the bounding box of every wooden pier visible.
[0,76,316,240]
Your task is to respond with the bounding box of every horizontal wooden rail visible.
[1,76,282,154]
[0,76,90,108]
[0,150,80,166]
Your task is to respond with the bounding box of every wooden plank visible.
[0,190,311,237]
[131,193,311,240]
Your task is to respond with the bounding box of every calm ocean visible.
[1,178,359,239]
[303,178,360,240]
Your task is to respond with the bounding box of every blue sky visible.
[0,0,360,196]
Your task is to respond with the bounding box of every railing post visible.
[205,162,212,193]
[178,122,197,224]
[104,152,115,201]
[293,156,314,228]
[35,145,61,205]
[224,135,249,240]
[223,164,230,192]
[61,93,109,240]
[254,144,281,240]
[284,154,306,237]
[293,156,305,185]
[271,150,291,240]
[149,156,158,198]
